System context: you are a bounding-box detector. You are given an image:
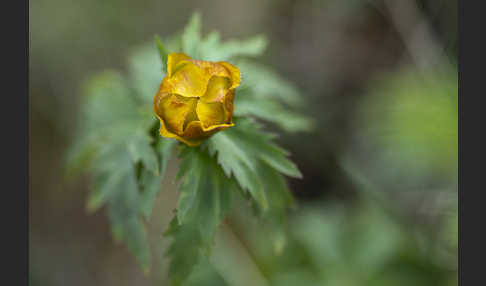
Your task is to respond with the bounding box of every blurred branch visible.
[211,222,269,286]
[382,0,452,72]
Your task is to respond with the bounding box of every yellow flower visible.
[154,53,241,146]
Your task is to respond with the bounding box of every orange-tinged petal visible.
[202,122,234,132]
[157,119,202,147]
[183,99,199,130]
[201,76,231,103]
[184,121,234,140]
[189,60,230,78]
[157,77,172,95]
[154,55,240,146]
[218,61,241,89]
[158,115,179,139]
[223,89,235,122]
[167,52,191,77]
[155,94,197,135]
[196,101,226,128]
[179,121,234,146]
[168,61,207,98]
[181,121,206,143]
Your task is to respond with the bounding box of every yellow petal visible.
[157,119,202,147]
[178,121,233,146]
[154,56,240,147]
[168,61,207,98]
[156,114,234,147]
[201,76,231,103]
[190,60,227,76]
[157,115,179,139]
[183,99,199,130]
[203,122,234,132]
[223,89,235,122]
[167,52,191,77]
[157,77,172,95]
[154,94,179,140]
[196,101,226,128]
[189,59,237,83]
[218,61,241,89]
[155,93,197,135]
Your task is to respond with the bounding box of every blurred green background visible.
[29,0,457,285]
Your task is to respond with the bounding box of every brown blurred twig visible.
[381,0,453,72]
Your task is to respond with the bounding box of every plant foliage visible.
[67,12,312,284]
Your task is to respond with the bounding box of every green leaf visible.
[254,140,302,180]
[157,138,177,180]
[165,217,203,286]
[236,59,303,108]
[67,70,174,272]
[231,59,314,132]
[207,128,267,211]
[199,33,268,61]
[86,165,125,212]
[128,44,164,104]
[181,13,267,62]
[80,146,154,271]
[138,139,176,219]
[215,118,302,178]
[257,159,296,216]
[176,148,205,224]
[234,94,314,133]
[166,147,235,285]
[128,132,159,175]
[207,118,302,211]
[182,12,202,58]
[104,154,151,271]
[175,147,234,227]
[68,12,309,283]
[183,258,229,286]
[154,35,169,69]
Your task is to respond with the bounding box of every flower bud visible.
[154,53,241,146]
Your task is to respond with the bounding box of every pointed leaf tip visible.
[154,35,169,70]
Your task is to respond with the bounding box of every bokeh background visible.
[30,0,457,285]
